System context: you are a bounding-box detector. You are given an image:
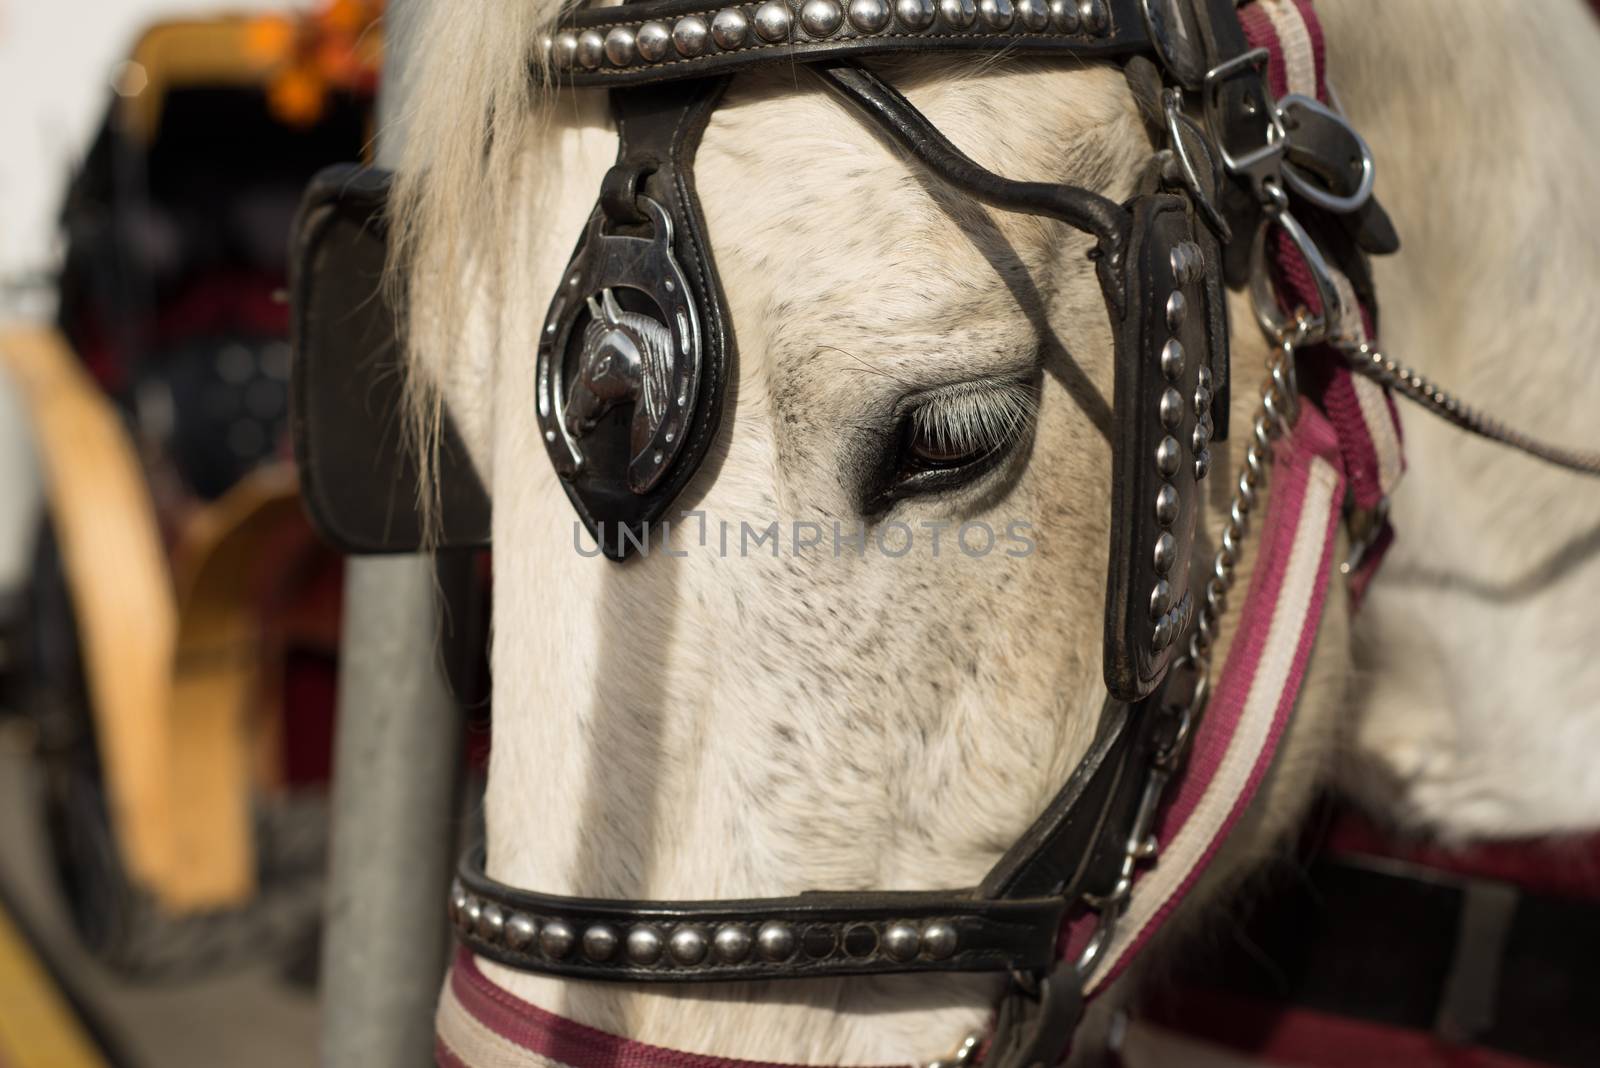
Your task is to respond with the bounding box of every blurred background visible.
[1,3,384,1065]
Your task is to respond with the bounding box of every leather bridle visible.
[428,1,1396,1063]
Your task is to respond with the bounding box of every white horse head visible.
[389,0,1600,1061]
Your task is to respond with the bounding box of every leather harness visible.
[288,0,1408,1062]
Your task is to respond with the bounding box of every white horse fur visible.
[391,0,1600,1061]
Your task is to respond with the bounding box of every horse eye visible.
[903,422,995,471]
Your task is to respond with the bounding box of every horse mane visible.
[386,0,570,532]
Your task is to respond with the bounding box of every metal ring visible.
[1248,196,1346,345]
[1275,94,1376,215]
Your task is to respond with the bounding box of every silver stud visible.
[1016,0,1049,29]
[754,0,792,40]
[1078,0,1108,34]
[1192,420,1211,453]
[978,0,1014,28]
[450,883,469,921]
[1153,532,1176,575]
[848,0,893,32]
[1194,449,1212,480]
[583,925,619,962]
[673,16,710,55]
[1150,579,1172,620]
[1197,365,1212,392]
[940,0,977,28]
[922,923,958,961]
[637,21,671,60]
[576,30,605,69]
[669,927,710,965]
[1165,291,1186,332]
[478,902,505,941]
[506,913,538,950]
[552,32,579,69]
[1161,339,1186,381]
[1160,387,1184,430]
[1049,0,1079,30]
[712,7,750,47]
[1156,435,1181,477]
[1155,484,1179,527]
[463,897,482,930]
[541,920,576,958]
[1152,613,1174,652]
[897,0,937,29]
[1169,245,1189,282]
[884,923,920,962]
[603,26,637,65]
[757,921,797,961]
[627,925,664,964]
[800,0,844,36]
[1194,384,1212,413]
[713,924,753,962]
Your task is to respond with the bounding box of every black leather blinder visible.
[1102,192,1228,702]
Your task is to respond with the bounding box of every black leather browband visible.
[452,695,1163,982]
[546,0,1152,88]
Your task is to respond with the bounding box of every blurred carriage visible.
[1,2,382,975]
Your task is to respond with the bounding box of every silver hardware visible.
[636,21,672,60]
[979,0,1014,29]
[627,925,665,964]
[1049,0,1079,31]
[801,0,845,35]
[753,0,792,39]
[924,1032,982,1068]
[1160,339,1185,380]
[1203,48,1288,192]
[583,925,620,961]
[506,913,539,950]
[1159,387,1183,430]
[1149,579,1171,619]
[940,0,977,29]
[576,30,606,69]
[1154,484,1179,527]
[669,926,710,965]
[922,922,959,960]
[1194,448,1211,480]
[897,0,938,29]
[1152,532,1175,575]
[1248,188,1345,345]
[1155,435,1181,477]
[478,902,505,941]
[463,898,482,929]
[1164,290,1186,332]
[1194,382,1212,415]
[541,920,577,959]
[1162,90,1232,242]
[1150,613,1172,653]
[449,883,468,920]
[757,921,797,960]
[552,32,579,70]
[883,922,921,962]
[1334,338,1600,476]
[1276,93,1376,215]
[1016,0,1049,30]
[713,924,753,962]
[604,26,637,65]
[1078,0,1108,34]
[673,16,710,55]
[848,0,893,32]
[712,7,751,47]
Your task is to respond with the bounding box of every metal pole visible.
[320,2,466,1063]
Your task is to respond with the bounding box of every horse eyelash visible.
[908,381,1037,457]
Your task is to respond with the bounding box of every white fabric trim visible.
[1329,271,1405,496]
[1262,0,1316,98]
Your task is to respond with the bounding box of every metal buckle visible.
[1248,187,1346,345]
[1163,89,1232,242]
[1277,93,1376,215]
[1202,48,1288,194]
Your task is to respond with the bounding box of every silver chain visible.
[1335,339,1600,477]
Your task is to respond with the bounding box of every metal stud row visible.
[450,884,960,967]
[1150,238,1207,655]
[549,0,1110,71]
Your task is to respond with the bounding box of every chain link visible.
[1335,339,1600,477]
